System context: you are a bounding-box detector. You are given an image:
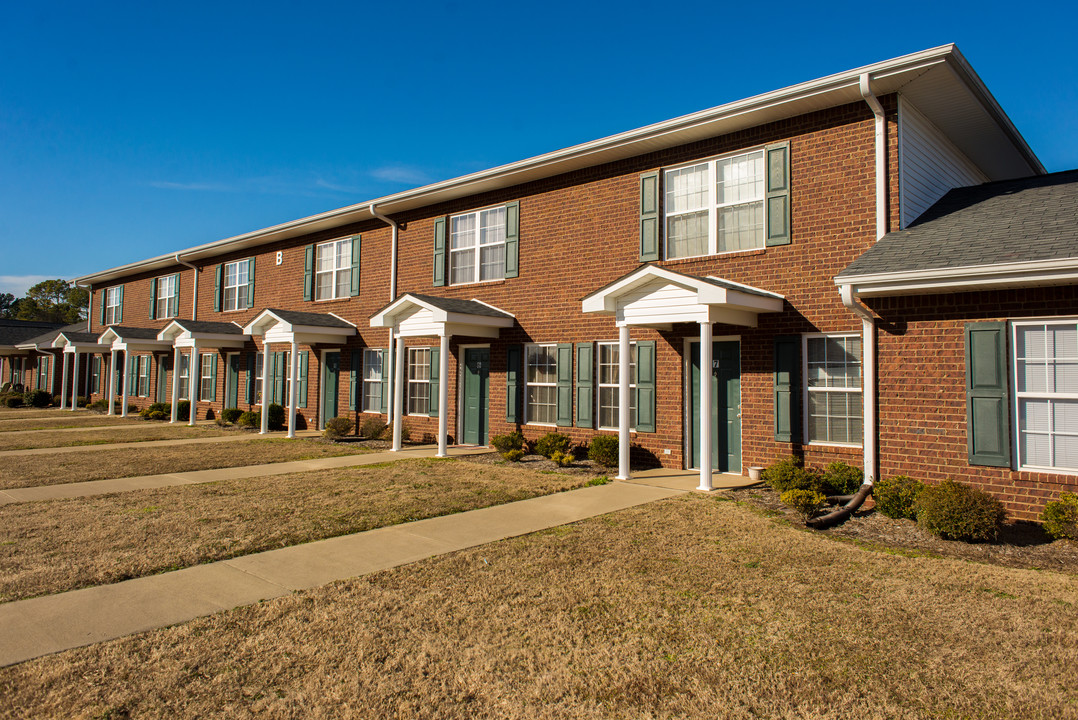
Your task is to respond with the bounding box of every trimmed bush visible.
[3,395,23,408]
[236,411,260,429]
[24,389,52,408]
[147,410,168,421]
[52,395,63,406]
[360,415,388,440]
[141,402,171,421]
[324,416,354,439]
[221,408,243,424]
[491,431,524,454]
[1041,492,1078,541]
[588,434,619,468]
[267,403,285,430]
[874,475,924,520]
[762,457,825,494]
[535,432,571,459]
[503,448,525,462]
[915,479,1007,542]
[823,461,863,495]
[781,488,827,521]
[88,399,108,412]
[77,396,89,408]
[550,450,573,467]
[176,400,191,421]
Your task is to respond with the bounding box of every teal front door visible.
[226,354,240,408]
[689,340,741,473]
[462,347,490,445]
[157,356,170,403]
[322,352,340,429]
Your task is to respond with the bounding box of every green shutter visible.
[117,285,124,323]
[966,322,1011,467]
[246,353,255,405]
[171,274,181,317]
[773,336,799,442]
[428,346,440,416]
[98,290,105,326]
[127,354,137,394]
[504,201,519,278]
[298,351,308,408]
[639,171,660,261]
[213,264,223,312]
[575,342,594,428]
[349,349,359,411]
[209,353,218,402]
[247,258,255,309]
[506,344,522,423]
[272,352,284,404]
[149,278,158,320]
[379,349,389,414]
[636,340,656,433]
[765,142,791,247]
[556,343,573,427]
[303,245,314,301]
[350,235,361,297]
[433,217,446,287]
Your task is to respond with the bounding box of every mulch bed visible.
[457,451,612,478]
[729,484,1078,574]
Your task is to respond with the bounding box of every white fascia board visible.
[444,311,515,329]
[63,342,110,352]
[173,335,248,349]
[836,257,1078,297]
[242,310,288,336]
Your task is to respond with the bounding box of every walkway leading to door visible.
[0,445,491,504]
[0,480,685,667]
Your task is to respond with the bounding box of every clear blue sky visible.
[1,0,1075,295]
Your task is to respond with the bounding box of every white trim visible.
[524,343,558,426]
[1011,318,1078,474]
[361,348,385,414]
[406,346,432,417]
[836,257,1078,297]
[456,344,490,445]
[802,333,864,448]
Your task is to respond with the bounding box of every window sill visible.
[1018,464,1078,477]
[661,247,767,265]
[446,278,507,289]
[525,422,557,428]
[805,441,863,449]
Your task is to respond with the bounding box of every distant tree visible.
[0,293,19,319]
[13,280,87,324]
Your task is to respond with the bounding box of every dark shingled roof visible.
[167,319,244,334]
[405,294,513,318]
[839,169,1078,278]
[59,331,103,344]
[104,326,167,341]
[19,323,88,348]
[264,308,355,328]
[0,319,68,348]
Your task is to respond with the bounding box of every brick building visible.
[63,45,1074,519]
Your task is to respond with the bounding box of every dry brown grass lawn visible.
[0,458,588,602]
[2,494,1075,719]
[0,437,371,489]
[0,415,143,432]
[0,423,232,451]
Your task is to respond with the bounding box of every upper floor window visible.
[104,286,122,325]
[526,344,557,425]
[316,238,352,301]
[450,207,506,285]
[804,335,862,446]
[223,260,249,312]
[1014,321,1078,472]
[156,274,178,319]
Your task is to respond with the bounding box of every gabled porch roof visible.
[57,331,111,352]
[98,326,174,353]
[242,308,356,345]
[370,293,515,338]
[581,265,785,328]
[158,319,248,349]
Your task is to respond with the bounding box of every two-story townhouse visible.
[0,319,69,393]
[68,44,1070,519]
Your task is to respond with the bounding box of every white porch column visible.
[392,334,405,452]
[386,329,395,419]
[107,349,117,415]
[260,344,271,434]
[698,321,713,492]
[617,324,631,480]
[188,345,198,426]
[60,352,70,410]
[287,341,299,439]
[437,333,450,457]
[70,351,81,410]
[170,346,181,423]
[120,350,130,417]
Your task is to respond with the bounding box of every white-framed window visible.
[223,260,249,312]
[1013,320,1078,472]
[665,148,766,259]
[199,353,214,402]
[598,342,637,430]
[91,356,101,395]
[177,353,190,400]
[315,238,352,301]
[804,335,862,446]
[37,356,50,391]
[137,356,151,397]
[450,207,506,285]
[156,275,178,319]
[363,349,383,413]
[104,286,122,325]
[253,353,264,405]
[526,344,557,425]
[407,348,431,416]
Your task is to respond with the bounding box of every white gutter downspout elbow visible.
[369,203,400,420]
[840,284,876,485]
[175,254,199,320]
[859,72,888,242]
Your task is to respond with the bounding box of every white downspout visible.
[175,254,199,320]
[840,286,876,485]
[370,203,400,420]
[859,73,888,241]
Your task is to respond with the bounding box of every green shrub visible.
[360,415,388,440]
[491,431,525,454]
[141,402,171,420]
[503,448,525,462]
[147,402,170,414]
[1041,492,1078,541]
[267,403,285,430]
[23,389,52,408]
[324,416,354,439]
[221,408,243,424]
[588,434,619,468]
[176,400,190,421]
[52,395,63,407]
[88,398,108,412]
[762,457,825,493]
[550,450,573,467]
[77,396,89,408]
[586,476,610,486]
[874,475,924,520]
[147,410,168,421]
[0,382,9,393]
[823,461,863,495]
[915,479,1007,542]
[237,411,260,429]
[3,395,23,408]
[781,488,827,521]
[535,432,571,459]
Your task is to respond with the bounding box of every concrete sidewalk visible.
[0,428,320,457]
[0,418,224,436]
[0,479,685,666]
[0,444,490,504]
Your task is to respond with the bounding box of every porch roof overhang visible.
[98,326,174,353]
[158,319,249,349]
[370,293,515,339]
[242,308,357,345]
[58,332,111,353]
[581,265,785,329]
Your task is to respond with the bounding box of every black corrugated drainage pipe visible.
[807,482,874,529]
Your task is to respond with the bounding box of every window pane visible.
[717,202,763,252]
[317,272,333,301]
[715,151,764,206]
[666,211,708,259]
[451,215,476,250]
[1022,430,1051,467]
[335,269,350,299]
[450,249,475,285]
[336,240,350,270]
[665,165,708,213]
[479,208,506,245]
[479,244,504,281]
[317,244,334,272]
[528,386,556,424]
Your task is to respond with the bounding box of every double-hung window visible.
[315,238,352,301]
[1013,321,1078,472]
[364,349,383,413]
[91,356,101,395]
[156,275,178,319]
[450,207,506,285]
[253,353,264,405]
[104,286,122,325]
[665,149,767,259]
[199,354,215,402]
[37,356,50,391]
[177,353,190,400]
[597,342,637,430]
[407,348,431,416]
[137,356,151,397]
[526,344,557,425]
[804,335,862,446]
[222,261,249,312]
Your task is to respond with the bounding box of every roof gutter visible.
[175,254,199,321]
